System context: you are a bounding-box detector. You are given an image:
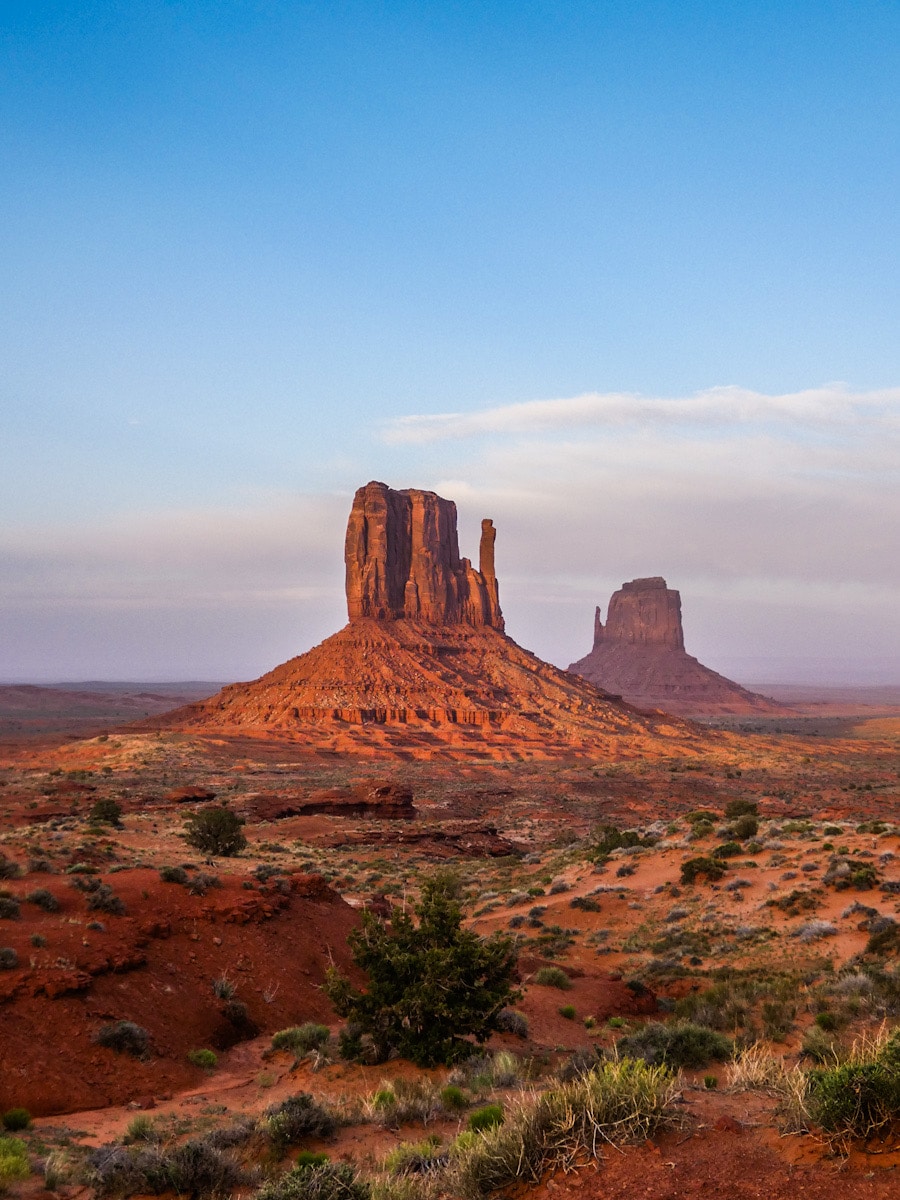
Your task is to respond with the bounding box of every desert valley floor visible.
[0,681,899,1199]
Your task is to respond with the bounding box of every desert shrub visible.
[494,1008,528,1036]
[94,1021,150,1058]
[688,819,715,838]
[849,865,879,891]
[124,1115,159,1144]
[0,948,18,969]
[88,1144,163,1196]
[383,1139,447,1176]
[256,1160,370,1200]
[184,806,247,857]
[558,1005,576,1020]
[794,920,837,942]
[90,798,122,827]
[159,865,189,885]
[451,1059,675,1196]
[271,1024,330,1056]
[712,841,742,860]
[0,1137,30,1184]
[0,856,21,880]
[557,1047,601,1082]
[729,816,759,841]
[468,1104,504,1133]
[533,966,571,990]
[72,876,125,914]
[686,810,720,825]
[26,887,59,911]
[488,1050,524,1088]
[187,1048,218,1069]
[591,825,649,861]
[188,871,220,896]
[2,1108,31,1131]
[0,896,21,920]
[440,1085,468,1112]
[266,1093,337,1153]
[325,871,518,1067]
[724,799,758,819]
[814,1011,840,1032]
[680,857,725,885]
[569,894,601,912]
[616,1022,732,1069]
[808,1034,900,1143]
[801,1025,838,1064]
[367,1078,443,1126]
[212,973,237,1000]
[495,1008,528,1037]
[87,883,126,915]
[164,1138,245,1197]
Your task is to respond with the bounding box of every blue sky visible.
[1,1,898,682]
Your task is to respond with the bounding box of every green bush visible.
[558,1005,576,1020]
[184,806,247,857]
[90,798,123,827]
[159,865,189,885]
[325,871,518,1067]
[94,1021,150,1058]
[0,856,21,880]
[0,896,21,920]
[383,1138,447,1176]
[0,1137,30,1184]
[124,1115,159,1144]
[271,1023,330,1056]
[729,816,759,841]
[468,1104,504,1132]
[680,857,725,885]
[187,1048,218,1069]
[712,841,742,859]
[615,1022,732,1069]
[26,887,59,912]
[533,966,571,990]
[440,1085,468,1112]
[591,825,647,860]
[266,1093,337,1154]
[724,799,758,819]
[2,1107,31,1131]
[808,1040,900,1142]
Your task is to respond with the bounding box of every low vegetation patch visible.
[616,1022,733,1069]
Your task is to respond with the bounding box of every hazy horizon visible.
[2,4,897,686]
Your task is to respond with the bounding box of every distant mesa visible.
[568,576,786,717]
[157,482,703,758]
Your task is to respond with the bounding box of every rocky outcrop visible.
[570,578,786,717]
[345,481,503,629]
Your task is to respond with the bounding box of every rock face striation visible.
[158,485,705,758]
[570,577,785,717]
[345,481,503,629]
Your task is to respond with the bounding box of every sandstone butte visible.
[158,482,705,759]
[568,576,787,717]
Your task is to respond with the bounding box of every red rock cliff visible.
[344,481,504,630]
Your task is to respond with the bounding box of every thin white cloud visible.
[382,385,900,444]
